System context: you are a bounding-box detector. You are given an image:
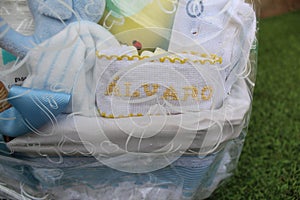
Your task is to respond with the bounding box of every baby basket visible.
[0,0,259,199]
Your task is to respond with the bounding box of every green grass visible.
[208,11,300,200]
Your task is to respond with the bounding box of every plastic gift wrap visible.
[0,0,33,87]
[0,0,259,199]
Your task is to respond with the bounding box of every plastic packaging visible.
[0,0,33,87]
[0,0,259,199]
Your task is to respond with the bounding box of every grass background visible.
[208,10,300,200]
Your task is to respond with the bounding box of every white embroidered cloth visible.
[7,79,251,156]
[168,0,256,93]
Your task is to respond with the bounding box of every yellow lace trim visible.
[96,51,222,65]
[98,109,144,119]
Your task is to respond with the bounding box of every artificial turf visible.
[208,10,300,200]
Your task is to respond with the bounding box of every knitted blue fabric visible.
[0,0,105,58]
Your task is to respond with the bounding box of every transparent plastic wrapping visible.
[0,0,259,199]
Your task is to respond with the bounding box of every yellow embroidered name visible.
[104,77,213,102]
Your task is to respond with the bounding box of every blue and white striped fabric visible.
[22,21,120,116]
